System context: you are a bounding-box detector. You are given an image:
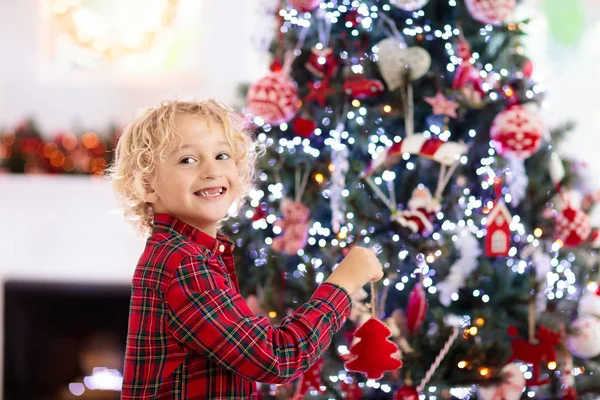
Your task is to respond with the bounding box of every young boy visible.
[110,99,383,399]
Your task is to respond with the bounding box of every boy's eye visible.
[216,153,231,160]
[179,157,197,164]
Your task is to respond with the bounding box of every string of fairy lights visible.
[241,0,597,397]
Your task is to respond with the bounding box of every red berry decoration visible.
[293,117,316,138]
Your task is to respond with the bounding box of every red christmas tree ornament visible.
[507,325,561,386]
[252,204,267,221]
[305,46,338,78]
[464,0,516,25]
[294,358,325,399]
[490,104,543,160]
[289,0,323,12]
[395,385,419,400]
[340,380,363,400]
[561,387,579,400]
[246,72,299,125]
[344,318,403,379]
[406,282,427,334]
[269,58,283,72]
[293,117,316,138]
[555,206,591,247]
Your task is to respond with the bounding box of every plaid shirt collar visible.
[152,213,235,256]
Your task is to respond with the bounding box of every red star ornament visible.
[305,78,336,106]
[424,92,459,118]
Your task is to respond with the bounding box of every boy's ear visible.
[144,188,159,203]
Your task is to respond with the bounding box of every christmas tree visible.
[226,0,600,398]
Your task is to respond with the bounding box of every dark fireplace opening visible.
[4,281,131,400]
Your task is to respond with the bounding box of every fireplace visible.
[3,281,131,400]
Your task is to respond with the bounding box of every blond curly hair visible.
[107,99,260,237]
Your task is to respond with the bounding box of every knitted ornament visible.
[555,206,591,247]
[294,358,325,398]
[478,363,526,400]
[394,385,419,399]
[566,316,600,359]
[344,318,403,379]
[246,72,299,125]
[289,0,322,12]
[406,282,427,333]
[271,199,310,254]
[464,0,516,25]
[490,104,543,160]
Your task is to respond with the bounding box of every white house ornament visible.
[376,38,431,91]
[464,0,516,25]
[490,104,543,160]
[246,72,299,125]
[389,0,429,11]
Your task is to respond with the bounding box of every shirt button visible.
[218,244,225,252]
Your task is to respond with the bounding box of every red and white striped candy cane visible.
[416,326,460,393]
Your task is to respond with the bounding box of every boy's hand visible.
[324,246,384,296]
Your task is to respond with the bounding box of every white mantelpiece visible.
[0,175,145,284]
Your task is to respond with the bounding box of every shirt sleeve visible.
[164,254,352,384]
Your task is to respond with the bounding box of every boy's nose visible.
[201,161,222,180]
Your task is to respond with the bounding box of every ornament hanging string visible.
[378,12,407,47]
[282,23,311,74]
[315,8,332,46]
[434,160,461,199]
[363,177,395,212]
[295,164,311,202]
[370,281,378,318]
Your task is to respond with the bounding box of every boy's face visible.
[145,115,240,236]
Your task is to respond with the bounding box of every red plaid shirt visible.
[122,213,352,399]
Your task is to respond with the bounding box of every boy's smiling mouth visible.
[194,187,226,198]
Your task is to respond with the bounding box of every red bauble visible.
[305,46,338,78]
[406,283,427,334]
[522,59,534,78]
[289,0,322,12]
[464,0,516,25]
[246,72,299,125]
[344,318,403,380]
[490,104,543,159]
[293,117,316,138]
[395,385,419,400]
[555,206,591,247]
[561,387,579,400]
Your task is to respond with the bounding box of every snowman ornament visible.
[567,287,600,359]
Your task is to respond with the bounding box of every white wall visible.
[0,0,273,133]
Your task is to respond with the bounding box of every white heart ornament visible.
[376,38,431,91]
